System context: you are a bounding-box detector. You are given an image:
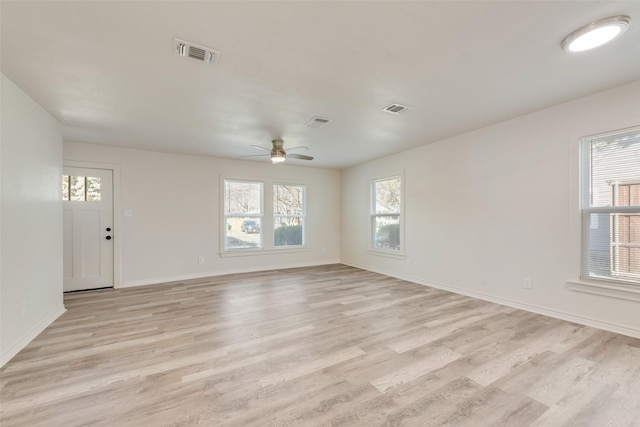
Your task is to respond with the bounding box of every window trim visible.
[579,126,640,287]
[566,279,640,302]
[369,173,405,257]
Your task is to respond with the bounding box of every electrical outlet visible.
[198,256,205,264]
[522,277,533,289]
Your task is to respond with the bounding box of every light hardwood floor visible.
[1,264,639,426]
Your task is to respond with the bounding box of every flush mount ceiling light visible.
[561,15,630,52]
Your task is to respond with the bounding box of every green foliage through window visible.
[376,222,400,250]
[274,225,303,246]
[274,184,305,247]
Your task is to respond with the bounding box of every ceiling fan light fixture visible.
[561,16,630,52]
[271,152,286,164]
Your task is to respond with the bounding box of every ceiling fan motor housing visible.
[272,139,285,154]
[270,140,286,163]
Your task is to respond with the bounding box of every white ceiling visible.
[2,1,640,169]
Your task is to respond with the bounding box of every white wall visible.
[1,74,65,366]
[341,79,640,338]
[63,142,341,286]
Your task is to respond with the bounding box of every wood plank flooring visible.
[1,264,639,426]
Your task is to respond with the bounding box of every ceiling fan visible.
[244,139,314,164]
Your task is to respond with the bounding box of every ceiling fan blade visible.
[240,154,269,158]
[285,146,309,152]
[250,144,272,152]
[287,153,314,161]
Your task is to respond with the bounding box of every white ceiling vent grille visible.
[305,116,331,128]
[383,103,409,114]
[174,39,220,65]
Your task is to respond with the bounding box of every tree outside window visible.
[62,175,101,201]
[224,180,263,250]
[274,184,305,247]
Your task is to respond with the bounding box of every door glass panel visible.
[63,175,101,201]
[62,175,70,200]
[70,176,85,201]
[86,177,101,201]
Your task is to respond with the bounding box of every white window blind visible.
[580,126,640,285]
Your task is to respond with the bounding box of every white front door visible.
[63,167,114,291]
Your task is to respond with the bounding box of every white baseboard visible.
[342,261,640,340]
[1,305,67,368]
[118,260,341,288]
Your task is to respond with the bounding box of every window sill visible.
[368,249,406,260]
[566,279,640,302]
[220,246,308,258]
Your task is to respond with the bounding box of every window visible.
[62,175,101,201]
[274,184,305,247]
[581,127,640,285]
[221,178,310,254]
[371,175,402,253]
[224,180,263,250]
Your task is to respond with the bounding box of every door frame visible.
[63,160,122,288]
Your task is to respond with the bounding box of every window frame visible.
[273,183,306,248]
[369,174,404,257]
[220,176,309,256]
[580,127,640,287]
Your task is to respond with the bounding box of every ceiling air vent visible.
[383,103,408,114]
[305,116,331,128]
[174,39,220,65]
